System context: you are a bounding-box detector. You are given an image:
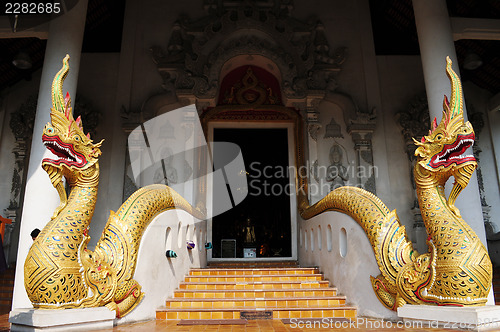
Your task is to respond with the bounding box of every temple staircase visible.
[156,262,356,321]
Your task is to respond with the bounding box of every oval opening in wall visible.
[339,227,347,258]
[317,225,322,251]
[299,228,303,247]
[305,230,308,251]
[199,228,203,252]
[310,228,314,252]
[327,225,332,252]
[165,227,172,250]
[177,222,183,248]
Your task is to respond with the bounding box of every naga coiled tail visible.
[301,186,416,309]
[24,56,205,318]
[299,57,492,310]
[81,184,205,317]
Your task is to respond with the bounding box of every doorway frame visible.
[201,105,305,262]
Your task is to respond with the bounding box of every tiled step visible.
[179,280,330,290]
[189,267,318,276]
[207,261,299,268]
[173,287,337,298]
[158,265,357,321]
[165,296,346,308]
[185,274,323,282]
[156,306,357,320]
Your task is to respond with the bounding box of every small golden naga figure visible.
[24,55,203,317]
[301,57,492,310]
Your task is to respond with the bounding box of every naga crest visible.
[414,57,476,174]
[42,55,102,174]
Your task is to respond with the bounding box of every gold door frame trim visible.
[200,105,308,208]
[200,105,307,260]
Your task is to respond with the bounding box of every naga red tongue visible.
[428,133,475,168]
[42,134,87,167]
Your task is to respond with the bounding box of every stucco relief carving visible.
[396,94,430,161]
[347,107,377,194]
[306,102,321,141]
[145,0,379,207]
[323,117,343,139]
[150,1,346,105]
[396,93,430,246]
[325,143,349,191]
[5,95,35,258]
[121,98,196,200]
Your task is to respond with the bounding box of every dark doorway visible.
[212,128,292,258]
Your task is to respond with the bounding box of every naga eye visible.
[74,135,81,141]
[435,134,443,140]
[47,127,54,134]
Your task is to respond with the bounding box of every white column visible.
[413,0,493,304]
[12,0,88,310]
[412,0,459,116]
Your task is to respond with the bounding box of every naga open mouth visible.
[428,133,476,169]
[42,134,87,168]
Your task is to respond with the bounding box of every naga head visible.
[42,55,103,176]
[414,57,476,216]
[414,57,476,174]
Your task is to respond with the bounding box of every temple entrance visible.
[202,63,301,261]
[209,126,295,259]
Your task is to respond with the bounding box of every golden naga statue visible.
[301,57,492,310]
[24,55,203,317]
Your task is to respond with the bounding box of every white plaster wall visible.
[298,213,397,320]
[118,209,207,324]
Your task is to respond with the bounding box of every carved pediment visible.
[150,0,346,105]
